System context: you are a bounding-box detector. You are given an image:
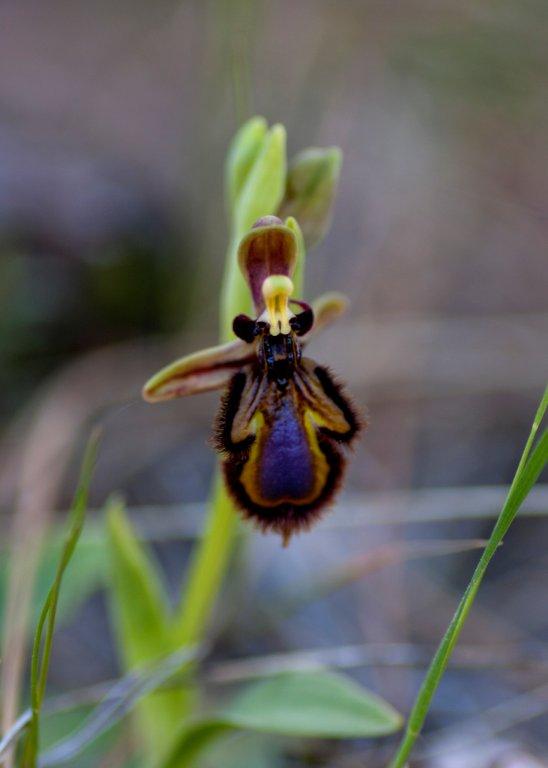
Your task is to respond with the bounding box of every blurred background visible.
[0,1,547,766]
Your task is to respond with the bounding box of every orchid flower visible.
[143,216,363,544]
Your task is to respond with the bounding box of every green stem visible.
[173,473,237,645]
[174,228,242,646]
[171,117,287,731]
[387,387,548,768]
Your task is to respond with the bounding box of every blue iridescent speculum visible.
[143,216,363,544]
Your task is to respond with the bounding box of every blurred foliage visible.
[0,532,106,638]
[159,671,401,768]
[20,433,99,767]
[107,498,188,761]
[0,231,190,419]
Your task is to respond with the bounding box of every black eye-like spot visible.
[290,306,314,336]
[233,314,258,343]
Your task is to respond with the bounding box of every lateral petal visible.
[142,340,253,402]
[308,292,349,336]
[295,292,349,344]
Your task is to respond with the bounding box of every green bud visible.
[225,116,267,218]
[278,147,342,250]
[234,123,287,235]
[221,120,287,338]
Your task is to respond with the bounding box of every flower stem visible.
[173,473,237,645]
[172,117,287,720]
[174,232,242,645]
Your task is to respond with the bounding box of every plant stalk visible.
[173,473,237,646]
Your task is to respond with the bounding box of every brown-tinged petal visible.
[142,340,253,402]
[237,216,297,314]
[297,291,349,342]
[312,292,349,330]
[297,359,363,442]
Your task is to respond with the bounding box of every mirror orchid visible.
[143,216,363,544]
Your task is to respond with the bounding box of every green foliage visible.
[158,670,402,768]
[0,531,106,639]
[220,670,401,737]
[388,386,548,768]
[20,431,100,768]
[106,497,190,761]
[198,733,283,768]
[38,646,200,767]
[107,498,171,664]
[38,705,122,768]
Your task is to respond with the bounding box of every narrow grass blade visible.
[388,387,548,768]
[20,430,101,768]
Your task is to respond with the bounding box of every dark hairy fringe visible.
[211,370,254,454]
[313,364,366,444]
[211,362,364,542]
[221,432,347,541]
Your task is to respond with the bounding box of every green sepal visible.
[284,216,305,297]
[279,147,342,250]
[221,122,287,335]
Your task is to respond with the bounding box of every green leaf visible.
[158,722,230,768]
[200,733,284,768]
[106,496,170,665]
[158,671,402,768]
[279,147,342,250]
[223,670,402,738]
[106,497,188,760]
